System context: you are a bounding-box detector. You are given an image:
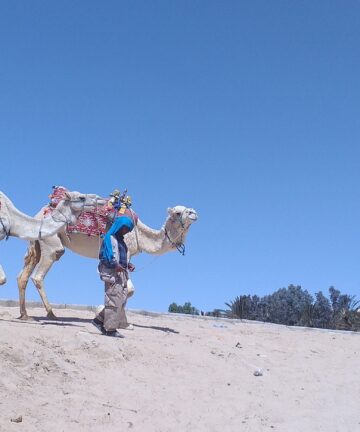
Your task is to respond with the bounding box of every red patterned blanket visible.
[44,186,138,237]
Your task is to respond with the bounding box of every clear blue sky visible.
[1,1,359,313]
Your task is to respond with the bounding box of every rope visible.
[163,210,187,255]
[132,214,188,272]
[38,217,44,240]
[50,206,72,225]
[131,254,163,272]
[47,197,89,241]
[129,207,141,254]
[95,199,102,257]
[133,224,187,272]
[165,229,185,255]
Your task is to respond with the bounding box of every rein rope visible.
[165,228,186,255]
[95,198,102,257]
[129,208,141,254]
[134,212,187,273]
[133,220,187,273]
[164,211,187,256]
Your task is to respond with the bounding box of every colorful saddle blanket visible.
[44,186,138,237]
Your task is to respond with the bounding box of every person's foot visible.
[92,317,104,332]
[92,318,124,338]
[101,329,123,338]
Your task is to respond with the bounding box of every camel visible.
[17,205,198,319]
[0,190,106,285]
[0,265,5,285]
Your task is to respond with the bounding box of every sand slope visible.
[0,305,359,432]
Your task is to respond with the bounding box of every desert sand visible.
[0,302,359,432]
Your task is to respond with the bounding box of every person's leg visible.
[115,272,129,328]
[103,280,123,331]
[95,264,117,329]
[95,266,129,331]
[95,302,133,330]
[102,272,128,331]
[95,305,105,323]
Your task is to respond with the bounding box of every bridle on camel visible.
[131,210,188,273]
[165,230,186,256]
[164,210,187,256]
[131,209,187,258]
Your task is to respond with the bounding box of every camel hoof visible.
[47,311,57,320]
[18,314,34,321]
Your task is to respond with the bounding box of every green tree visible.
[225,285,359,331]
[168,302,182,313]
[168,301,199,315]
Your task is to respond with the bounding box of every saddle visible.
[44,186,138,237]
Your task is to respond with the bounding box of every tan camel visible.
[0,190,105,285]
[17,206,198,319]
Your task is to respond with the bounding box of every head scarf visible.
[100,216,134,263]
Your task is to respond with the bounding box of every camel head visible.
[0,219,9,241]
[167,206,198,227]
[0,197,10,241]
[164,206,198,253]
[56,192,107,225]
[0,264,6,285]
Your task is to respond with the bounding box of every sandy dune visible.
[0,304,359,432]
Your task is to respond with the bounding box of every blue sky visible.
[0,1,359,313]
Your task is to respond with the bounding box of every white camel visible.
[17,206,198,319]
[0,190,105,285]
[0,265,6,285]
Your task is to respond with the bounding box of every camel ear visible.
[167,207,175,216]
[64,191,72,201]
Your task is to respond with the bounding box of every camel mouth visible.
[188,213,198,222]
[0,274,6,285]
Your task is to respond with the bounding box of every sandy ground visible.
[0,304,359,432]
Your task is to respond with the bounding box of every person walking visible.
[93,215,135,337]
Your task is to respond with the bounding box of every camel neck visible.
[0,192,68,240]
[131,221,169,255]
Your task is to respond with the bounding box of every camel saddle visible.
[44,186,138,237]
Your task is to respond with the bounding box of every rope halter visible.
[164,209,188,256]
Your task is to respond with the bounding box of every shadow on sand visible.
[0,316,179,333]
[133,323,179,334]
[0,316,91,328]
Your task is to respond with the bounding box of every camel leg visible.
[17,241,40,320]
[31,237,65,319]
[1,222,8,284]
